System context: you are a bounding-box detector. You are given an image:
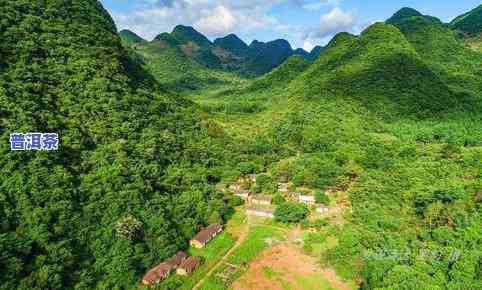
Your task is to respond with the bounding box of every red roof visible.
[192,224,222,244]
[142,263,171,284]
[179,256,200,273]
[165,251,187,268]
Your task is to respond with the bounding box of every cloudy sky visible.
[100,0,481,51]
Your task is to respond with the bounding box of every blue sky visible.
[100,0,481,51]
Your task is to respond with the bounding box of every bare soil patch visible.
[232,243,351,290]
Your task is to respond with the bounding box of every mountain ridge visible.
[122,26,323,76]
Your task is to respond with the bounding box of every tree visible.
[115,215,143,240]
[274,202,309,223]
[272,194,286,205]
[315,191,330,204]
[229,196,244,207]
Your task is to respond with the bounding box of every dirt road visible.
[192,216,250,290]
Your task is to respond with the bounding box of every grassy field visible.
[157,209,247,290]
[196,217,287,289]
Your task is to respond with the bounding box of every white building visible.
[316,204,329,213]
[277,183,289,193]
[234,190,250,200]
[250,195,272,205]
[298,194,316,205]
[246,208,274,218]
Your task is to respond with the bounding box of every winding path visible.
[192,216,250,290]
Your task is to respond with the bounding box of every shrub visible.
[315,191,330,204]
[274,202,309,223]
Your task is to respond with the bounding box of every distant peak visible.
[171,24,212,47]
[387,7,423,24]
[119,29,146,43]
[397,7,423,16]
[250,40,264,46]
[310,45,323,54]
[451,4,482,34]
[213,34,249,56]
[294,48,308,53]
[326,32,357,49]
[268,39,292,51]
[173,24,194,32]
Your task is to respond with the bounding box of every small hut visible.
[190,224,223,248]
[177,256,200,276]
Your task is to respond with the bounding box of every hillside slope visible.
[387,8,482,99]
[0,1,231,289]
[216,21,482,290]
[290,24,464,118]
[451,4,482,35]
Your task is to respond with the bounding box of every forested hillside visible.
[121,25,322,83]
[188,8,482,290]
[0,1,235,289]
[451,4,482,35]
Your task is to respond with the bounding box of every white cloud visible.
[194,5,237,35]
[109,0,281,40]
[302,40,315,51]
[316,7,355,38]
[302,0,339,11]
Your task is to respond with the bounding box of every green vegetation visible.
[451,4,482,35]
[182,6,482,290]
[0,1,236,289]
[160,232,236,290]
[1,1,482,290]
[274,203,310,223]
[119,29,146,44]
[314,192,330,205]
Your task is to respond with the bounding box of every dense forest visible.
[0,1,238,289]
[1,1,481,290]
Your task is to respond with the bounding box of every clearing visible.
[232,243,353,290]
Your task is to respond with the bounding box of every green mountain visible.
[451,4,482,35]
[171,24,212,48]
[159,25,221,69]
[308,45,324,60]
[119,29,146,44]
[245,39,295,76]
[387,7,482,98]
[204,16,481,290]
[0,1,232,289]
[293,48,310,59]
[213,33,249,57]
[386,7,423,24]
[250,55,311,90]
[131,37,222,90]
[289,23,477,118]
[121,26,320,77]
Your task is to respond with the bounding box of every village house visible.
[165,251,187,269]
[229,181,242,191]
[177,256,200,276]
[247,174,257,182]
[299,194,316,205]
[250,195,273,206]
[141,251,186,285]
[189,223,223,248]
[246,208,275,218]
[234,190,250,200]
[277,183,289,193]
[142,263,171,285]
[316,204,329,214]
